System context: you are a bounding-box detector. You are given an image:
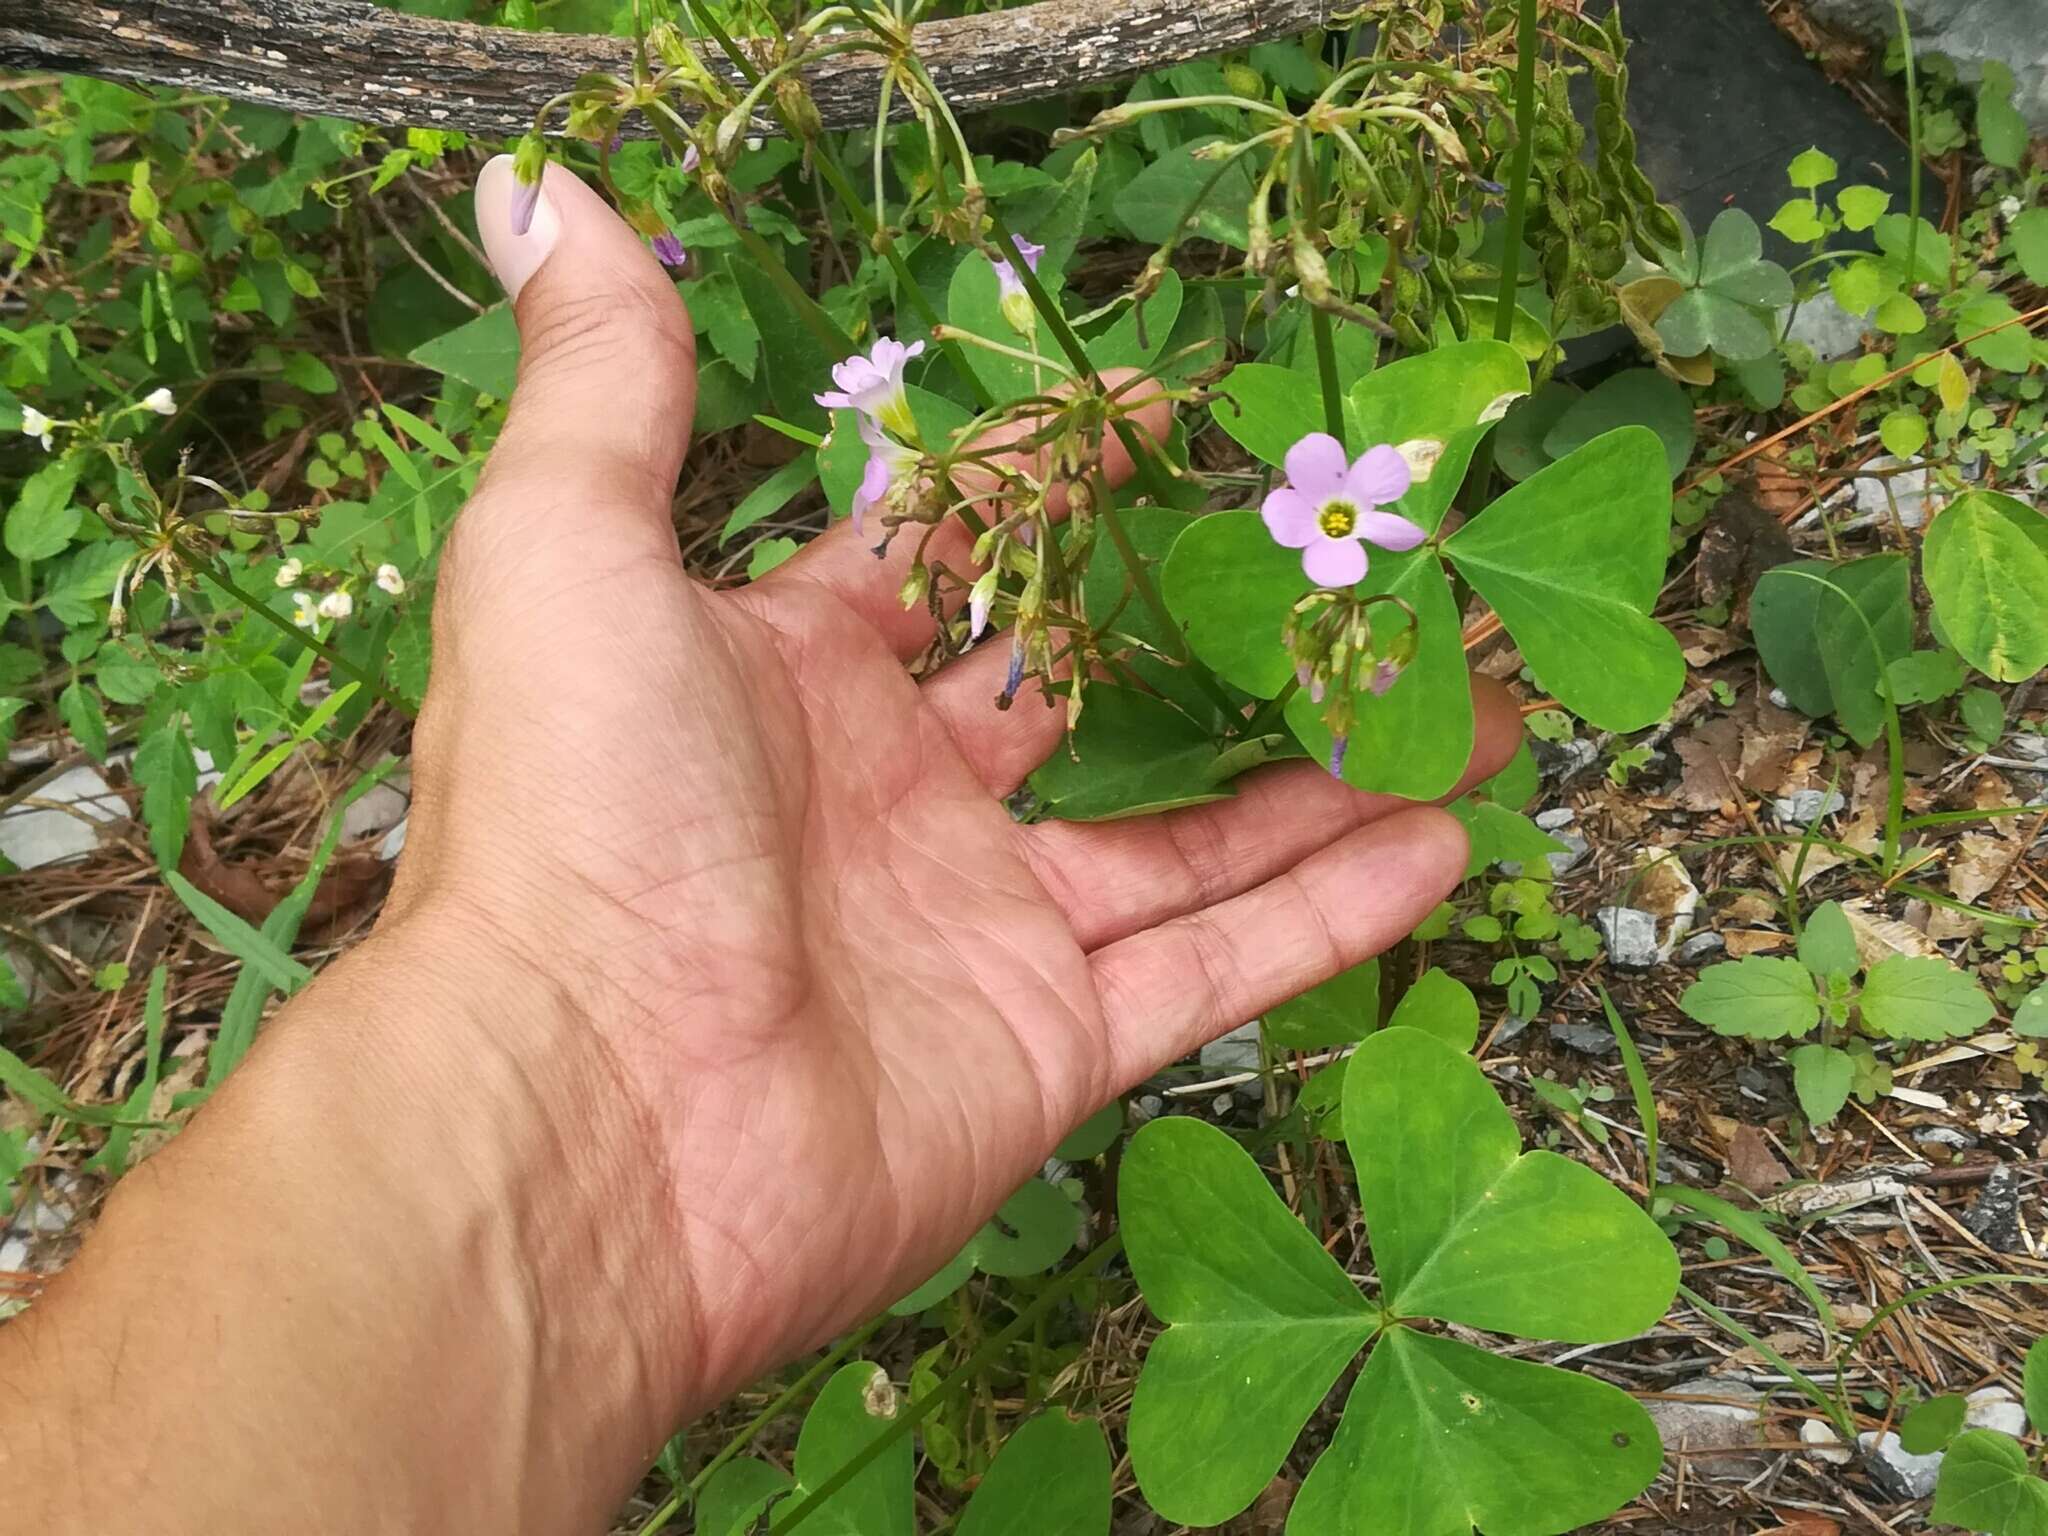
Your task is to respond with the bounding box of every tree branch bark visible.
[0,0,1330,136]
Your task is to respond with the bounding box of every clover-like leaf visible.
[1933,1429,2048,1536]
[1028,686,1232,821]
[1084,269,1184,372]
[1443,427,1684,732]
[1346,340,1529,533]
[1750,554,1912,747]
[1540,368,1695,482]
[1924,491,2048,684]
[889,1176,1080,1313]
[1858,955,1995,1042]
[1162,508,1309,698]
[1210,362,1326,470]
[1385,966,1479,1052]
[1078,504,1219,721]
[1266,958,1382,1049]
[1123,1116,1379,1526]
[789,1362,914,1536]
[697,1459,795,1536]
[1283,546,1474,799]
[1289,1327,1662,1536]
[1345,1028,1678,1340]
[1900,1393,1968,1455]
[1679,957,1820,1040]
[957,1413,1109,1536]
[949,252,1059,404]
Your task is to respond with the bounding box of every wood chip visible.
[1949,832,2015,904]
[1727,1123,1792,1192]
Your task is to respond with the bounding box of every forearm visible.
[0,917,695,1535]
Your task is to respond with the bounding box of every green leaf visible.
[1933,1430,2048,1536]
[732,257,838,428]
[1346,340,1530,533]
[1384,967,1478,1052]
[1678,957,1820,1040]
[2016,982,2048,1039]
[1491,379,1578,483]
[408,305,520,397]
[1874,291,1928,336]
[948,251,1056,403]
[133,720,197,871]
[166,870,314,993]
[684,268,762,379]
[1077,504,1213,717]
[1449,799,1567,880]
[721,451,818,545]
[1208,362,1317,471]
[1923,491,2048,683]
[1283,547,1473,799]
[1875,214,1951,287]
[958,1414,1109,1536]
[1797,901,1860,980]
[2009,207,2048,286]
[1540,368,1695,482]
[1790,1042,1855,1125]
[1787,147,1837,190]
[5,459,83,561]
[1750,554,1912,747]
[1055,1101,1124,1161]
[2026,1337,2048,1435]
[1444,426,1684,732]
[1836,184,1890,232]
[1768,199,1826,244]
[1656,288,1776,361]
[1122,1116,1377,1526]
[1828,256,1889,315]
[1977,61,2028,169]
[696,1460,794,1536]
[59,679,108,762]
[1345,1028,1678,1339]
[968,1177,1079,1276]
[1960,293,2036,374]
[280,350,339,394]
[1028,686,1231,821]
[1858,954,1994,1041]
[1084,269,1183,372]
[1878,407,1929,460]
[788,1362,914,1536]
[888,1246,975,1316]
[1901,1392,1968,1455]
[1885,648,1965,705]
[1161,508,1306,698]
[1265,959,1381,1049]
[1289,1328,1662,1536]
[1661,1186,1838,1343]
[1961,685,2007,744]
[1114,138,1257,249]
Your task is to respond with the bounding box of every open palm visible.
[394,159,1516,1408]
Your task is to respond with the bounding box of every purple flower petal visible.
[509,177,542,238]
[682,144,701,174]
[651,233,688,269]
[1354,508,1427,552]
[1261,487,1320,549]
[1283,432,1349,501]
[969,585,992,640]
[1368,658,1403,695]
[1328,736,1349,779]
[1301,534,1367,588]
[815,390,855,411]
[1344,443,1412,508]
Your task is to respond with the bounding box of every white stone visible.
[1851,455,1942,528]
[0,765,124,870]
[1780,293,1868,361]
[1801,1418,1853,1466]
[1533,808,1577,831]
[1199,1021,1262,1075]
[0,1235,28,1273]
[1774,788,1846,827]
[1597,906,1662,970]
[378,817,409,862]
[1805,0,2048,129]
[1858,1430,1944,1500]
[341,777,411,842]
[1967,1386,2028,1438]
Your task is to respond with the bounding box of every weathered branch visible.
[0,0,1331,136]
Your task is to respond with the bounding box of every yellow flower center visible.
[1318,500,1358,539]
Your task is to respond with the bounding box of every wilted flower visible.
[852,414,919,536]
[20,406,53,451]
[816,337,924,438]
[142,387,175,416]
[275,557,303,589]
[1261,434,1425,588]
[1329,736,1349,780]
[991,233,1045,334]
[375,563,405,596]
[317,590,354,621]
[651,232,688,269]
[290,590,318,628]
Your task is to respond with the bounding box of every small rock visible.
[1962,1164,2024,1252]
[1493,1013,1534,1044]
[1548,1020,1617,1056]
[1211,1093,1236,1119]
[1534,737,1599,782]
[1769,688,1791,709]
[1801,1418,1853,1466]
[0,765,125,870]
[1914,1126,1976,1149]
[0,1235,28,1273]
[1534,807,1577,831]
[1596,907,1661,969]
[1647,1380,1768,1478]
[1131,1094,1165,1123]
[1780,292,1868,361]
[1773,788,1846,827]
[1201,1021,1266,1099]
[378,817,409,862]
[1859,1429,1943,1500]
[1675,931,1726,966]
[340,777,411,842]
[1967,1386,2027,1438]
[2010,735,2048,763]
[1498,830,1589,880]
[1851,456,1943,527]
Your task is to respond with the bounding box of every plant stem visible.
[199,565,412,716]
[767,1234,1125,1536]
[1490,0,1541,342]
[1292,136,1347,448]
[682,0,760,86]
[1890,0,1922,290]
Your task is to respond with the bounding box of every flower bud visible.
[898,562,930,609]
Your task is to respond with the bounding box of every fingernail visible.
[476,154,561,303]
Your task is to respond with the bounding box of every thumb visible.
[457,154,698,586]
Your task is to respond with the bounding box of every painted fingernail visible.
[476,154,561,302]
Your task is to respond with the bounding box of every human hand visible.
[384,156,1523,1417]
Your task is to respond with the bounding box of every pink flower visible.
[816,337,925,437]
[1260,434,1425,588]
[651,232,688,269]
[681,144,701,175]
[852,414,918,536]
[509,176,542,238]
[991,234,1045,300]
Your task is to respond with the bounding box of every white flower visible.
[2000,195,2024,224]
[142,387,175,416]
[275,557,303,589]
[20,407,53,451]
[374,563,405,596]
[290,591,318,628]
[317,590,354,622]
